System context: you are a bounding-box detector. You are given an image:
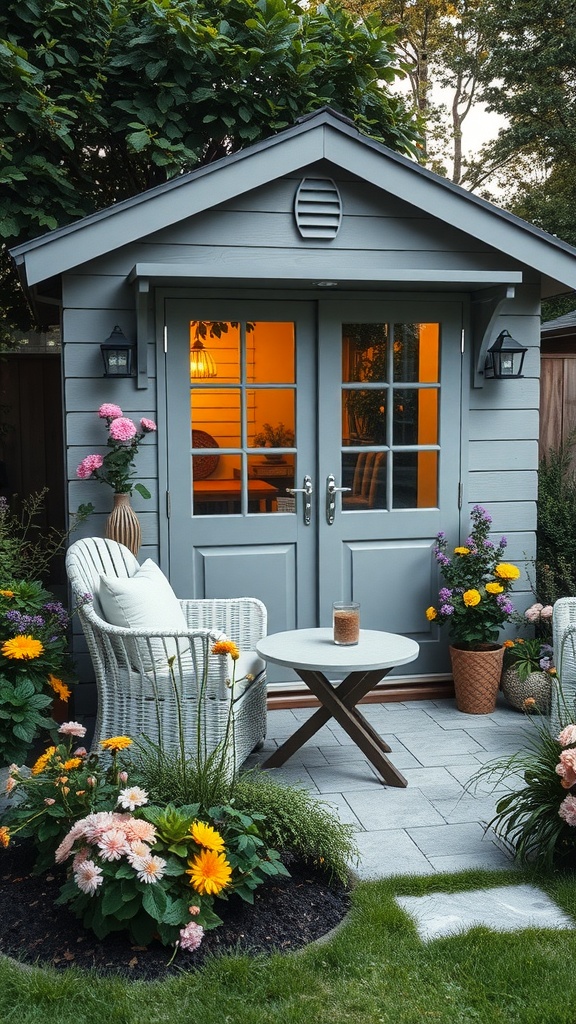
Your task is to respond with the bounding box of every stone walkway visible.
[244,694,539,879]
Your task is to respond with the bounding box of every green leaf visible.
[134,483,151,500]
[141,883,167,923]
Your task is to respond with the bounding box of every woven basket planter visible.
[449,643,504,714]
[501,667,552,714]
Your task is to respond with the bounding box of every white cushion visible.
[98,559,189,668]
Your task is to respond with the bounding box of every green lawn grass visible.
[2,867,575,1024]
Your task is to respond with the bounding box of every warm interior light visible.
[189,322,217,378]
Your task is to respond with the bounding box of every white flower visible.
[136,854,166,884]
[74,859,104,895]
[117,786,148,811]
[58,721,87,738]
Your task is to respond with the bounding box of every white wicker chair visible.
[551,597,576,733]
[65,538,267,771]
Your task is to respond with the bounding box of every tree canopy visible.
[0,0,420,334]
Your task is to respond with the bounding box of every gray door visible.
[165,297,463,677]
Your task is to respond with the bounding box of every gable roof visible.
[11,106,576,296]
[541,309,576,336]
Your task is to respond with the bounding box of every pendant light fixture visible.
[189,321,217,378]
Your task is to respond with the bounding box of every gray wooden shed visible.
[11,107,576,709]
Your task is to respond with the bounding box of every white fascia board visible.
[324,132,576,291]
[13,130,325,287]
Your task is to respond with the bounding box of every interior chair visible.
[551,597,576,733]
[65,537,267,771]
[342,452,386,510]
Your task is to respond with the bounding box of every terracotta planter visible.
[449,643,505,714]
[501,667,552,714]
[105,492,141,556]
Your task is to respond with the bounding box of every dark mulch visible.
[0,841,351,981]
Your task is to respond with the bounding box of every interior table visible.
[256,627,420,787]
[193,478,278,512]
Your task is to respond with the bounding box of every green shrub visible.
[536,434,576,603]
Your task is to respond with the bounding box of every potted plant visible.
[251,422,295,462]
[425,505,521,713]
[501,635,555,714]
[76,403,157,554]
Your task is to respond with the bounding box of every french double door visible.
[165,297,464,678]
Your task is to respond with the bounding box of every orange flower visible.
[48,674,71,701]
[186,848,232,895]
[62,758,82,771]
[503,640,515,648]
[1,635,43,660]
[0,827,10,848]
[0,590,14,598]
[32,746,57,775]
[100,735,132,752]
[211,639,240,661]
[190,820,225,852]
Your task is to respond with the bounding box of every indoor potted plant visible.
[425,505,521,713]
[251,422,295,462]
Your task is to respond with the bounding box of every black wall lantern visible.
[101,326,135,378]
[484,329,528,380]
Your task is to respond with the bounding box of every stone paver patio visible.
[244,694,539,879]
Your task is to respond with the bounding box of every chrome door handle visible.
[286,474,313,525]
[326,473,351,525]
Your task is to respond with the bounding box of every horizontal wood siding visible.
[466,285,541,625]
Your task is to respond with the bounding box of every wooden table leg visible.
[262,668,407,787]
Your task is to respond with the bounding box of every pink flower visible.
[558,725,576,747]
[136,854,166,884]
[140,418,157,433]
[86,776,97,788]
[117,786,148,811]
[55,832,77,863]
[127,839,152,866]
[74,747,88,757]
[109,417,137,441]
[524,603,543,623]
[559,793,576,827]
[44,797,56,806]
[555,748,576,789]
[541,605,553,620]
[58,721,87,738]
[188,905,200,915]
[5,776,16,794]
[97,828,130,861]
[119,771,129,784]
[76,453,104,479]
[74,859,104,895]
[123,818,157,845]
[179,921,204,952]
[99,403,123,420]
[72,846,90,869]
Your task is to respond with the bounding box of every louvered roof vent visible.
[294,177,342,239]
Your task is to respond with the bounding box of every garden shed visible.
[11,107,576,713]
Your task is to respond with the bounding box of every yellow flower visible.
[100,735,133,752]
[1,635,44,660]
[454,546,470,555]
[186,848,232,895]
[62,758,82,771]
[425,607,437,621]
[32,746,57,775]
[0,826,10,848]
[463,589,481,607]
[211,639,240,661]
[494,563,521,581]
[485,582,504,595]
[48,674,71,701]
[0,590,14,598]
[190,820,225,852]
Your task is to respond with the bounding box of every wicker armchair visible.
[551,597,576,734]
[65,538,267,771]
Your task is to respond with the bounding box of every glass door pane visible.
[190,321,296,515]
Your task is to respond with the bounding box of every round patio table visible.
[256,628,420,787]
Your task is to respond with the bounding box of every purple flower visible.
[439,588,453,602]
[436,552,450,566]
[436,531,446,540]
[496,595,514,615]
[5,610,45,631]
[440,604,455,616]
[483,540,494,549]
[499,536,507,549]
[539,657,552,671]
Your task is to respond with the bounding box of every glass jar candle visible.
[333,602,360,645]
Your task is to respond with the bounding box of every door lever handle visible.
[286,474,313,525]
[326,473,351,525]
